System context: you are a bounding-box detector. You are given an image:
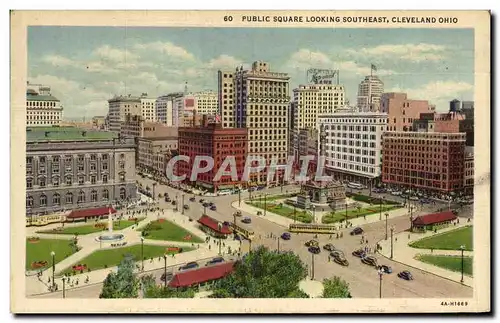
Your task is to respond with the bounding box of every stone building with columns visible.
[25,127,137,218]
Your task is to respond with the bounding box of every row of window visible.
[27,101,58,107]
[26,188,127,208]
[26,173,125,188]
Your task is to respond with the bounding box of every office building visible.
[26,83,64,127]
[380,92,434,131]
[107,95,142,132]
[463,146,474,195]
[92,116,106,130]
[195,90,218,115]
[140,93,156,122]
[357,75,384,112]
[156,93,183,126]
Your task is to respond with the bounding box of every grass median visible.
[36,218,144,235]
[415,254,473,276]
[248,201,313,223]
[321,205,400,224]
[409,226,473,251]
[138,219,204,243]
[26,238,76,270]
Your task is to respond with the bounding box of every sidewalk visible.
[377,221,474,287]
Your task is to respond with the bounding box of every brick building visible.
[382,132,466,193]
[463,146,474,195]
[380,92,434,131]
[137,136,178,176]
[177,116,248,192]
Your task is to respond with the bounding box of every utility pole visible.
[181,194,185,215]
[311,253,315,280]
[238,189,241,207]
[264,194,267,216]
[163,255,167,289]
[385,213,389,240]
[390,226,394,259]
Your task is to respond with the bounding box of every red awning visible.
[169,262,235,288]
[197,214,232,234]
[412,211,457,226]
[67,206,116,219]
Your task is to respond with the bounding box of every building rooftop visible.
[168,262,235,288]
[26,93,60,102]
[412,211,457,226]
[27,127,118,142]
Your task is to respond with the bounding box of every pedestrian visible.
[328,256,331,262]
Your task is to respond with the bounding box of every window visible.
[53,193,60,206]
[66,192,73,204]
[39,177,46,187]
[78,176,85,185]
[53,177,59,187]
[102,174,108,184]
[90,163,97,171]
[91,190,98,202]
[78,191,85,203]
[26,178,33,189]
[119,161,125,169]
[40,194,47,207]
[102,163,108,171]
[26,157,33,165]
[102,154,108,161]
[90,154,97,161]
[65,176,72,185]
[26,196,33,208]
[91,175,96,184]
[39,156,46,164]
[102,189,109,200]
[77,155,84,163]
[119,173,125,182]
[78,164,84,172]
[119,187,126,200]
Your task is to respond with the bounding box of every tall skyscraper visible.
[219,61,290,183]
[26,82,64,127]
[357,75,384,112]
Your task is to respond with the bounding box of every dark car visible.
[281,232,291,240]
[333,254,349,266]
[203,202,210,208]
[398,271,414,280]
[350,227,364,235]
[361,256,378,267]
[210,205,217,211]
[241,217,252,224]
[352,249,366,258]
[199,199,205,203]
[171,200,176,206]
[305,239,319,247]
[330,250,344,258]
[189,197,196,202]
[179,261,199,271]
[323,243,335,251]
[206,257,225,266]
[160,272,173,282]
[308,246,321,254]
[183,204,189,210]
[378,265,393,274]
[208,202,214,207]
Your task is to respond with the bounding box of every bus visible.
[347,182,364,190]
[230,222,255,240]
[289,223,337,234]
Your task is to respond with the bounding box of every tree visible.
[141,275,196,298]
[210,246,308,298]
[99,257,139,298]
[322,277,351,298]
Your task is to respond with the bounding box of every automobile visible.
[378,265,393,274]
[409,196,419,201]
[373,188,386,193]
[189,197,196,202]
[305,239,319,247]
[333,254,349,266]
[234,211,242,217]
[400,194,409,199]
[203,202,210,208]
[350,227,364,235]
[330,250,345,258]
[210,205,217,211]
[281,232,291,240]
[178,261,199,271]
[398,270,414,281]
[199,199,205,203]
[323,243,335,251]
[160,272,174,282]
[391,191,402,196]
[361,256,378,267]
[352,249,366,258]
[183,204,189,210]
[420,199,431,204]
[386,188,393,193]
[208,202,214,206]
[171,200,176,206]
[308,246,321,254]
[205,257,225,266]
[241,217,252,224]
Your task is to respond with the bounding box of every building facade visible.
[120,114,178,139]
[317,111,388,186]
[107,95,142,132]
[26,83,64,127]
[218,70,235,128]
[140,93,157,122]
[137,136,178,176]
[463,146,474,195]
[382,132,466,193]
[92,116,107,130]
[357,75,384,112]
[177,121,248,192]
[156,93,183,125]
[380,92,434,131]
[195,90,218,115]
[26,127,137,216]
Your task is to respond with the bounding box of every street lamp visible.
[152,182,157,202]
[140,237,145,271]
[203,204,207,215]
[277,236,280,253]
[311,252,315,280]
[62,276,66,298]
[175,194,178,212]
[385,213,389,240]
[238,188,241,207]
[459,245,466,283]
[378,269,384,298]
[345,202,348,224]
[50,251,55,290]
[312,205,316,224]
[181,194,185,215]
[248,238,252,253]
[264,194,268,216]
[390,225,395,259]
[163,254,168,289]
[217,223,222,256]
[379,195,382,221]
[293,205,297,223]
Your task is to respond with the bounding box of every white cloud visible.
[41,55,74,67]
[133,41,195,61]
[207,55,243,70]
[93,45,138,63]
[348,43,447,62]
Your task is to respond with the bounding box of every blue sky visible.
[28,27,474,119]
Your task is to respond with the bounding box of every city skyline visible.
[28,27,474,119]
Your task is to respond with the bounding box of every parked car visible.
[305,239,319,247]
[420,199,431,204]
[330,250,344,258]
[179,261,199,271]
[398,270,414,280]
[308,246,321,254]
[352,249,366,258]
[281,232,291,240]
[160,272,173,282]
[241,217,252,224]
[350,227,364,235]
[333,254,349,266]
[183,204,189,210]
[203,202,210,208]
[361,256,378,267]
[323,243,335,251]
[378,265,393,274]
[205,257,225,266]
[210,205,217,211]
[189,197,196,202]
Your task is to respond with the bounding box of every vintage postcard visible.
[10,10,490,313]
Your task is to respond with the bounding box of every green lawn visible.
[139,219,203,243]
[416,254,473,276]
[409,226,473,251]
[321,205,400,224]
[36,219,144,235]
[26,238,76,270]
[249,201,313,223]
[347,193,401,205]
[249,193,297,202]
[61,244,194,274]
